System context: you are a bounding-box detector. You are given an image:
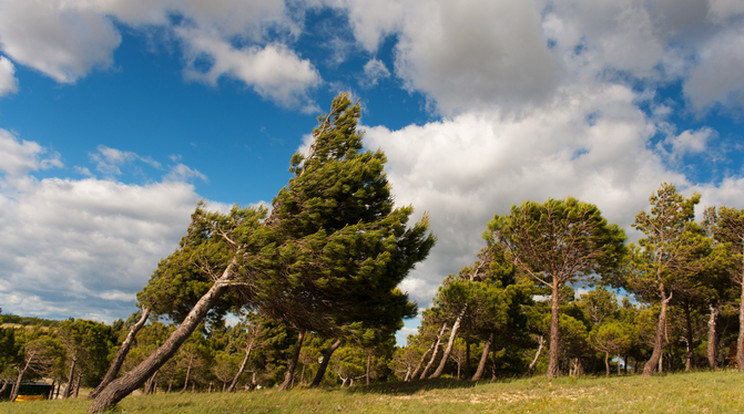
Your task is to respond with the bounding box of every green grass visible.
[4,371,744,413]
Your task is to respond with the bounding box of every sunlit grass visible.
[3,370,743,413]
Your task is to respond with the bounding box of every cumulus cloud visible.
[0,56,18,96]
[361,58,390,87]
[0,132,203,321]
[0,0,121,83]
[178,26,321,110]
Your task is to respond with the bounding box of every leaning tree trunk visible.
[546,279,561,379]
[89,307,150,399]
[227,331,258,392]
[181,355,194,393]
[420,323,448,379]
[431,307,466,378]
[88,259,237,414]
[707,304,719,370]
[408,323,445,381]
[643,285,670,377]
[310,339,341,387]
[62,358,77,398]
[527,336,544,376]
[279,331,305,391]
[471,333,494,381]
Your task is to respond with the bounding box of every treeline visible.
[395,184,744,380]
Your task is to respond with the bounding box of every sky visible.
[1,1,744,342]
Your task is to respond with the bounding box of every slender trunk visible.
[310,339,341,387]
[89,307,150,399]
[63,358,77,398]
[74,372,81,398]
[547,279,561,379]
[9,366,26,402]
[88,259,237,414]
[464,339,471,379]
[181,355,194,393]
[420,323,448,379]
[738,273,744,371]
[167,379,173,393]
[0,381,7,399]
[144,370,158,394]
[227,330,258,392]
[683,302,694,372]
[643,285,670,376]
[617,355,622,376]
[471,333,493,381]
[527,336,545,376]
[604,351,610,376]
[431,307,466,378]
[365,351,372,386]
[279,331,305,391]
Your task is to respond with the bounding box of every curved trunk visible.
[527,336,544,376]
[88,259,236,414]
[310,339,341,387]
[431,307,466,378]
[471,333,493,381]
[643,286,670,376]
[279,331,305,391]
[181,355,194,393]
[420,323,447,379]
[546,279,561,379]
[227,331,258,392]
[604,351,610,376]
[89,307,150,399]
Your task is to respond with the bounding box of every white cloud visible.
[0,56,18,96]
[361,58,390,87]
[0,129,62,176]
[662,128,714,161]
[0,0,121,83]
[177,26,321,111]
[90,145,161,176]
[0,133,204,321]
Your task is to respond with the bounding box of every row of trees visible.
[396,184,744,380]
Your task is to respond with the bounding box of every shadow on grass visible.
[346,377,481,396]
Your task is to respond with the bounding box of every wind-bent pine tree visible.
[486,197,626,378]
[89,93,433,411]
[255,93,433,390]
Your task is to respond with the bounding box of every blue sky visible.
[1,1,743,342]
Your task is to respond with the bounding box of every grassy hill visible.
[3,370,743,413]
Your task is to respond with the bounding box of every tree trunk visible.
[279,331,305,391]
[738,273,744,371]
[420,323,448,379]
[9,366,26,403]
[366,351,372,385]
[547,279,561,379]
[643,286,670,376]
[707,304,719,370]
[227,331,258,392]
[617,354,622,376]
[88,259,237,414]
[471,333,493,381]
[310,338,341,387]
[62,358,77,398]
[74,371,82,398]
[89,307,150,399]
[181,355,194,393]
[464,339,471,379]
[527,336,544,376]
[431,307,466,378]
[604,351,610,376]
[683,301,695,372]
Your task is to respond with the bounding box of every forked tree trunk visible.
[643,285,670,376]
[227,330,259,392]
[707,304,719,370]
[279,331,305,391]
[88,259,237,414]
[420,323,448,379]
[310,338,341,387]
[431,307,466,378]
[527,336,544,376]
[471,333,493,381]
[547,279,561,379]
[89,307,150,399]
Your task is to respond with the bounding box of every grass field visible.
[3,370,743,413]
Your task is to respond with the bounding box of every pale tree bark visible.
[738,241,744,371]
[180,355,194,393]
[88,259,237,414]
[89,307,150,399]
[365,351,372,385]
[279,331,305,391]
[62,358,76,398]
[310,339,341,387]
[430,307,466,378]
[547,279,561,379]
[527,336,544,376]
[420,323,448,379]
[471,333,494,381]
[408,322,446,381]
[226,328,259,392]
[706,305,718,370]
[603,351,610,376]
[643,286,671,376]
